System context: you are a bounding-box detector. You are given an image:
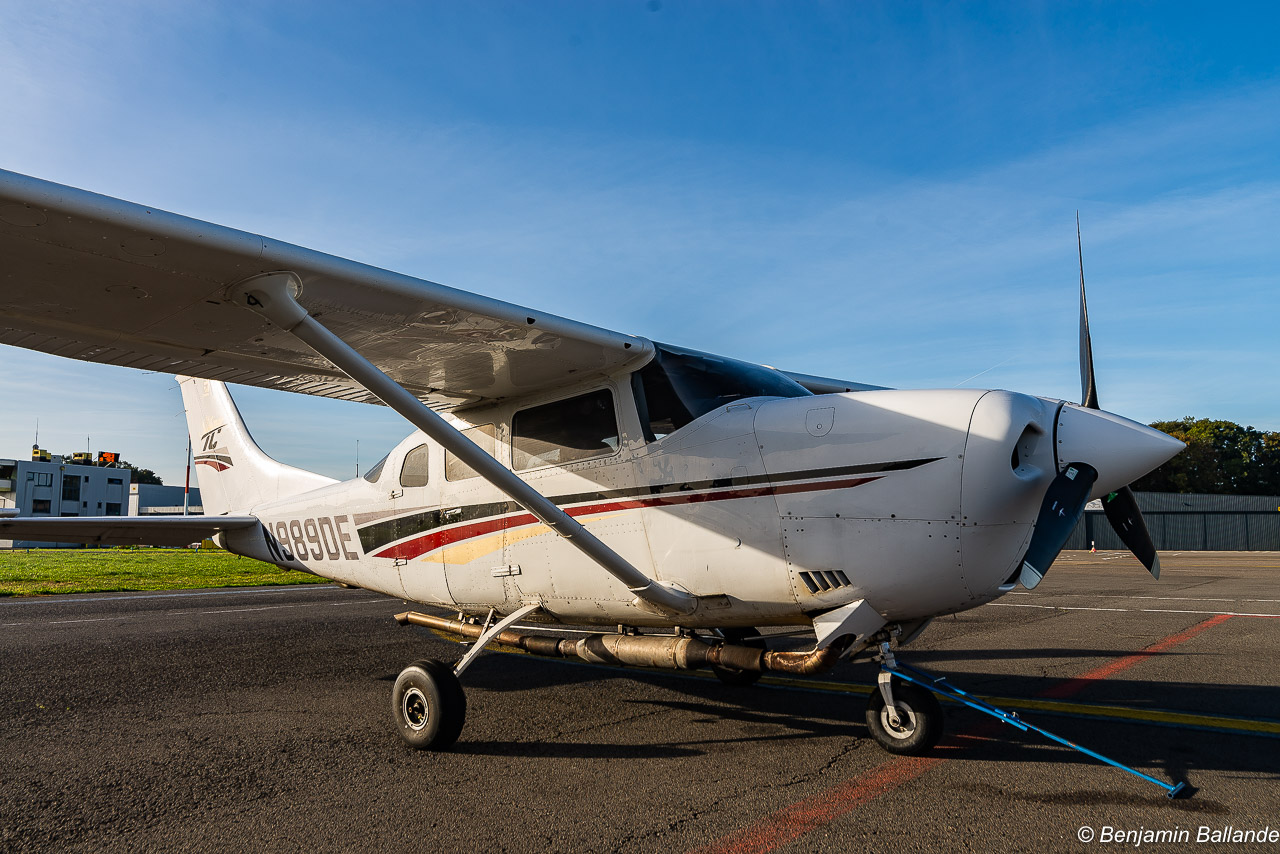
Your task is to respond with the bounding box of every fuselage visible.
[218,369,1078,629]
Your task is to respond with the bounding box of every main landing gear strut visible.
[390,604,541,750]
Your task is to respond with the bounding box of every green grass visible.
[0,548,327,597]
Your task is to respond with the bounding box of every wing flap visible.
[0,169,652,408]
[0,515,259,547]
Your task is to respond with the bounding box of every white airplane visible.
[0,169,1183,763]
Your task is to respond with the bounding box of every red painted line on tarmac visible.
[1037,613,1233,700]
[686,756,945,854]
[689,613,1235,854]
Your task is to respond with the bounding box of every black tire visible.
[864,680,943,756]
[712,628,765,687]
[391,659,467,750]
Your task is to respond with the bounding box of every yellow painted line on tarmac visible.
[976,694,1280,737]
[752,674,1280,739]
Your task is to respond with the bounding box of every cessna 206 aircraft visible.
[0,168,1183,764]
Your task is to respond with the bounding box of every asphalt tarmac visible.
[2,551,1277,853]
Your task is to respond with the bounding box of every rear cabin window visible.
[445,424,497,481]
[632,343,812,441]
[399,444,430,488]
[512,389,619,471]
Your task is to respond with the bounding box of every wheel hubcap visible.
[880,702,918,739]
[403,687,429,731]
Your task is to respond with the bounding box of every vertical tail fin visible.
[178,376,336,515]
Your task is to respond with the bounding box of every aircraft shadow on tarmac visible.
[432,649,1280,792]
[450,741,704,759]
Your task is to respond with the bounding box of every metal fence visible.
[1065,493,1280,551]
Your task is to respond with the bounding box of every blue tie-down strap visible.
[884,661,1193,799]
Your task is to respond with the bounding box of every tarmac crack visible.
[768,735,866,791]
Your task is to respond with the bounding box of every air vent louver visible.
[798,570,852,594]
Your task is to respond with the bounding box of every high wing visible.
[0,515,259,547]
[0,169,652,409]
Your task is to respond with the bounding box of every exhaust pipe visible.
[394,611,857,676]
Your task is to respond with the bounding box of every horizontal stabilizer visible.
[0,515,258,547]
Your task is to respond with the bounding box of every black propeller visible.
[1078,215,1099,411]
[1019,462,1097,589]
[1018,216,1163,589]
[1074,214,1162,581]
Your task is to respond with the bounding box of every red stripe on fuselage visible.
[194,459,230,472]
[371,476,880,561]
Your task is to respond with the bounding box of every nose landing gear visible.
[865,639,942,755]
[865,677,943,755]
[871,641,1192,798]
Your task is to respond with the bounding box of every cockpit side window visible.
[512,389,618,471]
[445,424,497,481]
[632,343,812,441]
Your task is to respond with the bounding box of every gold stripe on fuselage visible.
[427,511,628,565]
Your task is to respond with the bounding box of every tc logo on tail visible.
[194,425,233,471]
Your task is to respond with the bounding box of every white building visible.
[128,483,203,516]
[0,454,201,548]
[0,455,128,547]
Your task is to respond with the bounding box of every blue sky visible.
[2,1,1278,484]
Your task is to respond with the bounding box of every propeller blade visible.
[1078,212,1099,410]
[1075,216,1166,578]
[1020,462,1098,589]
[1102,486,1161,579]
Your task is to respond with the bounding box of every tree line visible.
[119,461,163,485]
[1134,418,1280,495]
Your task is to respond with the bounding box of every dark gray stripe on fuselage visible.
[355,457,942,554]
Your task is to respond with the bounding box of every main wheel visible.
[391,659,467,750]
[712,628,765,687]
[864,680,943,756]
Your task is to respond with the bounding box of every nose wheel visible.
[864,679,943,755]
[391,659,467,750]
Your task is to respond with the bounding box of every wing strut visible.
[231,273,699,617]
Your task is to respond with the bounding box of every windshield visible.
[632,343,811,441]
[362,452,390,483]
